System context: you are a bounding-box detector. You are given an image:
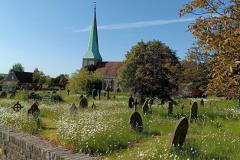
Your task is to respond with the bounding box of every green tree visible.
[68,68,102,94]
[119,40,179,99]
[10,63,24,72]
[32,68,50,89]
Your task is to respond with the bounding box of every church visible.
[82,6,122,91]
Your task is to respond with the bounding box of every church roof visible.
[96,62,122,79]
[83,6,102,61]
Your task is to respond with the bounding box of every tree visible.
[50,74,69,89]
[10,63,24,72]
[118,40,179,99]
[32,68,50,89]
[180,0,240,99]
[67,68,102,94]
[178,59,208,97]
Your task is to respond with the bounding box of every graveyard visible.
[0,91,239,159]
[0,0,239,159]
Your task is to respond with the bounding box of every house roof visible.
[14,71,33,83]
[96,62,122,79]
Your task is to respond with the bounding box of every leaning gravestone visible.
[200,99,204,107]
[128,96,134,108]
[168,102,173,115]
[142,100,150,114]
[129,112,143,132]
[69,103,77,113]
[12,102,23,112]
[79,97,88,108]
[28,102,40,118]
[170,117,189,149]
[190,101,198,122]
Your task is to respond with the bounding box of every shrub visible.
[0,91,7,98]
[51,94,63,102]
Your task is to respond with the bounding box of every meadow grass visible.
[0,92,239,159]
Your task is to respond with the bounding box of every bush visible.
[0,91,7,98]
[28,92,42,100]
[51,94,63,103]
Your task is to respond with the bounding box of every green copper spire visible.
[83,4,102,61]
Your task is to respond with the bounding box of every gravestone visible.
[129,112,143,132]
[148,98,153,107]
[12,102,23,112]
[170,117,189,148]
[69,103,77,113]
[92,89,97,100]
[91,102,96,109]
[136,93,145,105]
[79,97,88,108]
[133,99,139,111]
[79,95,83,99]
[105,84,110,100]
[200,99,204,107]
[190,101,198,122]
[28,102,40,118]
[142,100,150,114]
[98,90,101,100]
[128,96,134,108]
[168,102,173,115]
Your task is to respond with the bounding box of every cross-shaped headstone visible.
[12,102,23,112]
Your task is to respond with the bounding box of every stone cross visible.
[12,102,23,112]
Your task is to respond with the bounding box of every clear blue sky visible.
[0,0,195,77]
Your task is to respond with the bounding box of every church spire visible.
[83,3,102,63]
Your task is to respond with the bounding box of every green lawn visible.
[0,91,239,159]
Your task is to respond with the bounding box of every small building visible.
[1,71,34,92]
[82,6,122,91]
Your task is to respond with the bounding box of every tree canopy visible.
[10,63,24,72]
[67,68,102,94]
[118,40,179,98]
[180,0,240,98]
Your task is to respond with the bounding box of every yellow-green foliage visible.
[67,68,101,93]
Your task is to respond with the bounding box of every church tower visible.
[82,4,102,67]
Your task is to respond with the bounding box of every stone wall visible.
[0,125,94,160]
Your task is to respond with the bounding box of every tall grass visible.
[0,93,239,159]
